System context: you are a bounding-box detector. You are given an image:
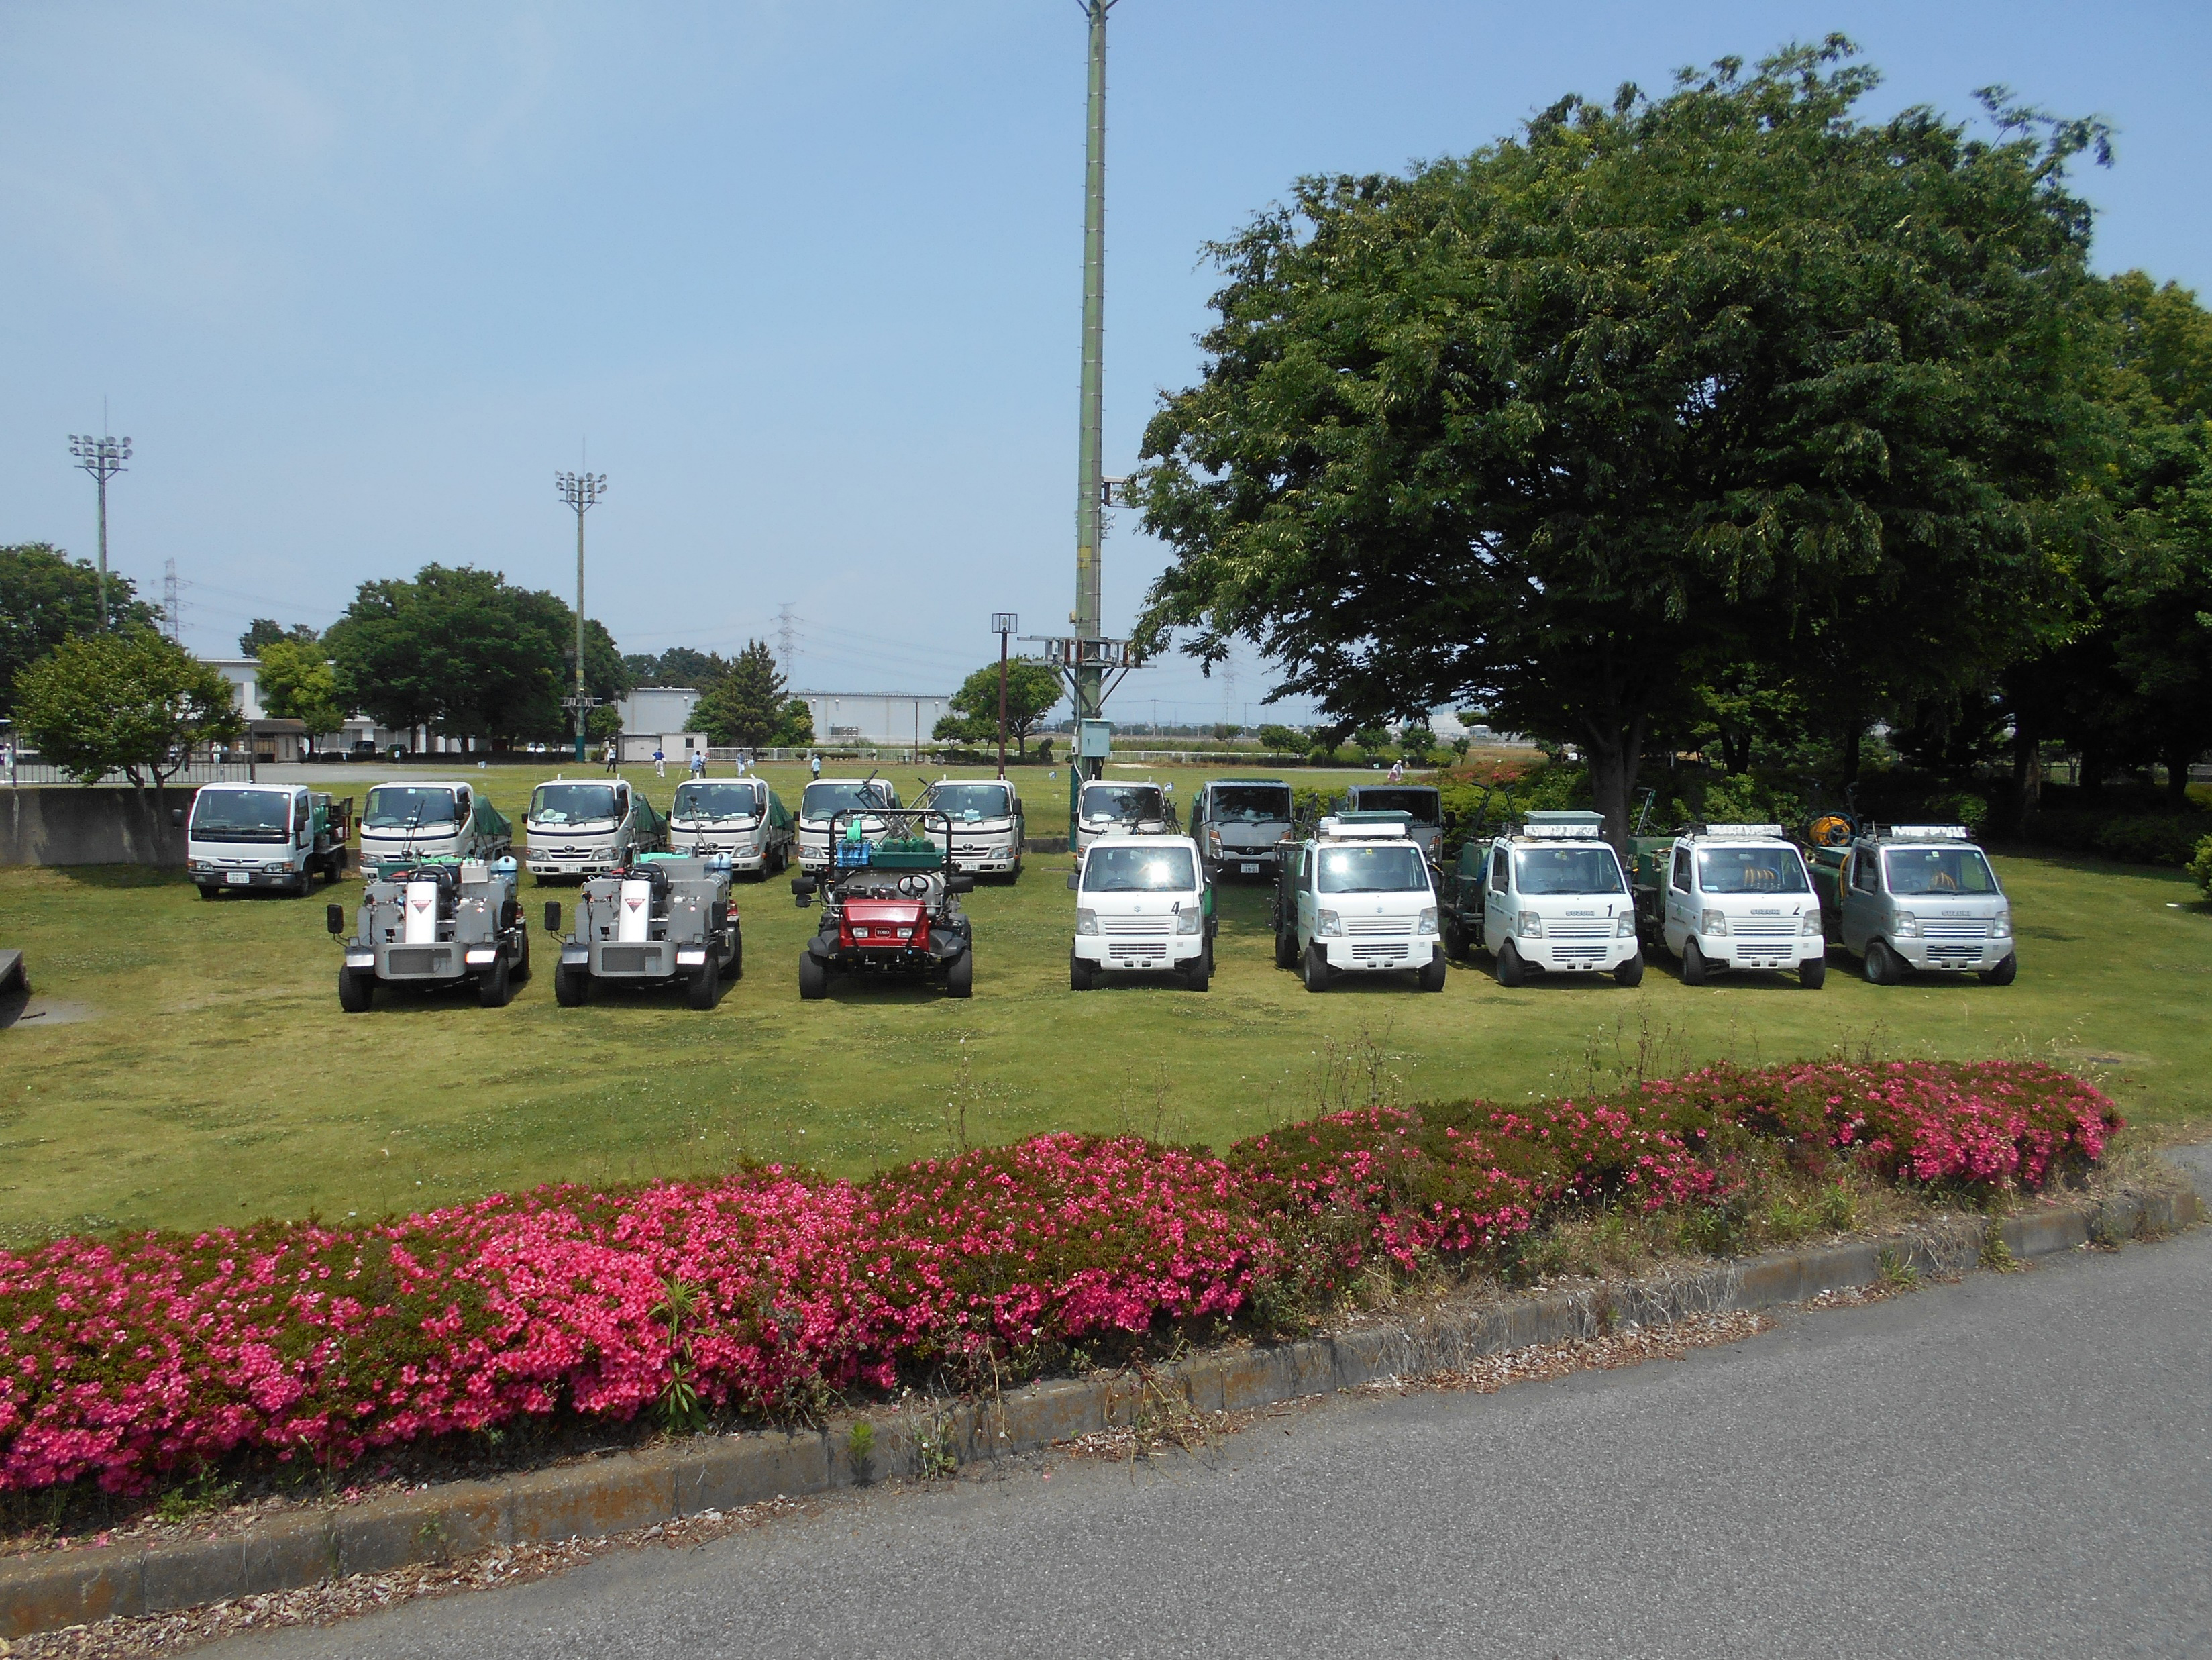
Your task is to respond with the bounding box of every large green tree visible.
[932,659,1064,759]
[238,619,319,655]
[254,638,346,744]
[1135,41,2106,841]
[14,630,241,792]
[625,647,731,689]
[695,641,791,747]
[0,544,160,719]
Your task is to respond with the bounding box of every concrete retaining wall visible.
[0,786,198,867]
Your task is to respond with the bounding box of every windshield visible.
[1353,789,1439,824]
[1884,846,2000,896]
[1318,845,1432,894]
[1514,845,1626,895]
[672,781,763,823]
[801,780,896,820]
[191,790,292,841]
[1210,786,1292,822]
[529,784,620,825]
[364,786,459,830]
[931,784,1013,820]
[1696,845,1810,894]
[1084,845,1198,892]
[1082,784,1164,824]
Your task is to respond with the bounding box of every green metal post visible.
[574,504,588,764]
[1070,0,1111,845]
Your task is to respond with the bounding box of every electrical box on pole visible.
[1077,719,1113,760]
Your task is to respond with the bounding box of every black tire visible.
[1302,943,1331,994]
[1274,919,1299,971]
[727,923,743,981]
[1185,949,1211,992]
[1615,951,1645,988]
[1442,919,1467,962]
[1980,951,2018,986]
[477,952,511,1008]
[946,948,973,999]
[1418,948,1446,992]
[1680,939,1709,986]
[1071,951,1094,990]
[512,929,531,982]
[1495,939,1528,988]
[199,885,222,901]
[554,962,588,1007]
[337,966,374,1013]
[686,953,721,1010]
[799,949,829,1001]
[1863,938,1901,986]
[1799,954,1827,990]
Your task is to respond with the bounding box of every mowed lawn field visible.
[1,759,2207,1245]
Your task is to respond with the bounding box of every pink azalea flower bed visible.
[0,1060,2115,1497]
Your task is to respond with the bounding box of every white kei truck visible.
[1187,778,1295,881]
[1448,809,1644,986]
[1074,780,1173,855]
[357,780,513,868]
[666,777,795,877]
[524,778,668,882]
[1068,832,1215,990]
[923,779,1026,881]
[1648,824,1828,988]
[796,778,900,874]
[1819,823,2017,986]
[181,784,354,898]
[1270,812,1446,992]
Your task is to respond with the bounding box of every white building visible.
[796,690,951,749]
[617,686,704,734]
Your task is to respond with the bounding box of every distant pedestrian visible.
[1387,758,1405,783]
[735,753,751,778]
[653,745,667,778]
[689,749,706,779]
[602,741,619,775]
[808,752,821,781]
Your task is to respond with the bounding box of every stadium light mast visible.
[68,430,131,629]
[1068,0,1116,841]
[556,468,607,762]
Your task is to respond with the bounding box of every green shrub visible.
[2189,835,2212,900]
[2021,809,2212,867]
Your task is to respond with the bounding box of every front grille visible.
[1925,944,1982,965]
[1732,924,1798,944]
[1546,921,1613,939]
[600,945,662,974]
[1104,919,1173,939]
[1108,941,1169,961]
[385,947,449,976]
[1352,942,1415,962]
[1548,943,1608,965]
[1346,918,1413,937]
[1923,921,1990,941]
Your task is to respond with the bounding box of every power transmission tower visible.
[68,428,131,629]
[776,603,800,682]
[556,468,608,762]
[162,558,182,641]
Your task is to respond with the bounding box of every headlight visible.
[1176,909,1202,935]
[1616,913,1636,937]
[1800,911,1823,936]
[1207,828,1221,854]
[1418,907,1438,935]
[1316,910,1342,937]
[1516,911,1543,937]
[1075,908,1098,935]
[1992,911,2011,939]
[1701,911,1730,936]
[1893,911,1919,938]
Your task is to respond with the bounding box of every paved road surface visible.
[217,1223,2212,1660]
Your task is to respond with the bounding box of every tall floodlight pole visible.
[68,432,132,629]
[1069,0,1114,843]
[990,613,1018,779]
[556,469,607,762]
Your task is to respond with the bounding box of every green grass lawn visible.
[1,758,2207,1246]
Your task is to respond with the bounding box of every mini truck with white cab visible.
[1271,812,1446,992]
[666,776,794,876]
[924,779,1025,880]
[1444,810,1644,986]
[795,778,900,874]
[543,852,742,1010]
[1188,778,1294,880]
[1069,833,1214,990]
[1642,824,1827,988]
[328,855,529,1010]
[358,780,512,868]
[183,784,354,897]
[525,777,668,882]
[1818,823,2017,986]
[1075,780,1173,855]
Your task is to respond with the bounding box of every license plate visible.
[1239,862,1259,874]
[226,871,250,885]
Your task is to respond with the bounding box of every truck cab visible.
[796,779,900,873]
[358,780,511,868]
[1069,833,1214,990]
[525,778,667,882]
[1448,810,1642,987]
[1271,813,1445,992]
[925,780,1026,880]
[1649,825,1826,988]
[1820,825,2016,986]
[1075,780,1172,853]
[331,855,527,1010]
[1340,785,1443,863]
[666,777,794,876]
[1188,778,1294,880]
[186,784,353,898]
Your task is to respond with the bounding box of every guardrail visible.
[2,759,257,788]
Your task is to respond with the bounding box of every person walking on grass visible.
[653,744,666,778]
[602,740,619,776]
[689,749,706,780]
[809,752,821,782]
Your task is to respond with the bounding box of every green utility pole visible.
[556,468,607,762]
[1070,0,1113,845]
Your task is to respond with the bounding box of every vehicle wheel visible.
[946,949,973,999]
[1442,920,1467,962]
[1980,951,2018,986]
[1615,951,1645,988]
[1862,939,1901,986]
[1274,921,1298,971]
[727,923,743,980]
[1012,855,1024,882]
[799,949,829,1001]
[1418,948,1446,992]
[1495,939,1528,988]
[1799,954,1827,990]
[1185,951,1211,992]
[199,885,222,900]
[687,953,721,1010]
[1302,943,1331,993]
[1071,951,1094,991]
[512,929,531,981]
[337,966,374,1013]
[291,870,313,897]
[1679,939,1708,986]
[554,962,588,1006]
[476,952,511,1008]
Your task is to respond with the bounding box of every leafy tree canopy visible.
[239,619,319,656]
[0,544,160,720]
[254,639,346,742]
[695,641,792,747]
[14,630,242,790]
[625,647,731,689]
[932,660,1064,758]
[1136,39,2108,839]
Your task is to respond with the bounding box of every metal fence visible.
[2,758,258,788]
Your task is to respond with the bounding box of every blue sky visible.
[3,1,2205,727]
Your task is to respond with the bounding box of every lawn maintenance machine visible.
[543,852,742,1010]
[329,855,529,1010]
[791,807,976,999]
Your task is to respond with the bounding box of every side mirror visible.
[947,874,976,895]
[792,876,817,907]
[325,903,345,935]
[1065,874,1079,890]
[170,807,185,827]
[543,901,562,933]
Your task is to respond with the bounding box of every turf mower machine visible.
[329,855,529,1010]
[791,807,976,999]
[544,852,743,1010]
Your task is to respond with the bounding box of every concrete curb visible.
[2,1184,2197,1640]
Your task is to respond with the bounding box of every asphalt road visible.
[217,1222,2212,1660]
